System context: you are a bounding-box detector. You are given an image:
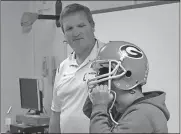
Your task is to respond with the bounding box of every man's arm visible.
[49,110,61,133]
[48,60,66,133]
[49,93,62,133]
[90,104,153,133]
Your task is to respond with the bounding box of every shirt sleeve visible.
[51,60,65,112]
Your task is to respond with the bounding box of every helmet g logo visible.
[119,44,143,59]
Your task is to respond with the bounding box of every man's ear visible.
[92,27,95,32]
[63,35,68,44]
[91,25,95,32]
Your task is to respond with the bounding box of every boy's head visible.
[87,41,149,111]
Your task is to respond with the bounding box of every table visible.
[10,123,49,133]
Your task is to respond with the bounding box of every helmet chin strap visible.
[108,60,112,91]
[109,90,119,125]
[108,60,119,125]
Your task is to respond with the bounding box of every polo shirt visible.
[51,39,105,133]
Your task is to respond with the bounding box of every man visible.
[49,3,105,133]
[83,41,170,133]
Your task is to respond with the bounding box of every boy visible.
[83,41,170,133]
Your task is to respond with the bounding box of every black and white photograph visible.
[1,0,180,133]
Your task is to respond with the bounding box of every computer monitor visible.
[19,78,43,115]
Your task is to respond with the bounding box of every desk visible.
[10,123,49,133]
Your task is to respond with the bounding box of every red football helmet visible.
[87,41,149,91]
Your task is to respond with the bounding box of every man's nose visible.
[72,28,81,37]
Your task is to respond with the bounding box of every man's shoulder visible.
[97,39,106,48]
[56,58,70,73]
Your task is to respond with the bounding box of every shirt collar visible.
[68,39,104,67]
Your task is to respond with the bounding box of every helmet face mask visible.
[87,59,127,91]
[86,41,149,93]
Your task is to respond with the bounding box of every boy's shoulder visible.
[122,103,164,119]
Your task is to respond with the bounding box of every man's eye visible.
[66,27,72,31]
[79,25,85,27]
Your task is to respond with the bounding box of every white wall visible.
[92,3,179,133]
[1,1,35,132]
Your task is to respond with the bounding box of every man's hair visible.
[59,3,95,33]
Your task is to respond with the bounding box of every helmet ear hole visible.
[125,70,132,78]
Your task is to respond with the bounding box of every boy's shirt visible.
[83,91,170,133]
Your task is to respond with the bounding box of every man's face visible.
[62,11,95,54]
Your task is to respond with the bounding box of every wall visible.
[1,1,35,132]
[92,3,179,133]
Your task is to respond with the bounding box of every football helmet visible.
[87,41,149,91]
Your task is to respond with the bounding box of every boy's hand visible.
[90,85,113,106]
